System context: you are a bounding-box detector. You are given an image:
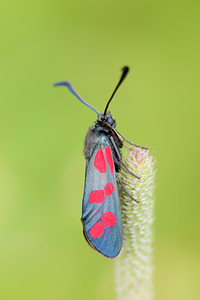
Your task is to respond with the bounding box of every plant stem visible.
[115,146,156,300]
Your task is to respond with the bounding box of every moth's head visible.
[98,112,116,128]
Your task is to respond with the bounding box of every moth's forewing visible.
[81,135,123,258]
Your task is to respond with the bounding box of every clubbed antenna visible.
[103,66,129,115]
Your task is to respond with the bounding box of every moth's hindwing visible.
[81,135,123,258]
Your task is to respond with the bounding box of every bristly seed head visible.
[115,145,156,300]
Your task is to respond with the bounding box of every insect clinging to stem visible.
[54,66,147,258]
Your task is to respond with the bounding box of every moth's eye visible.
[107,117,115,125]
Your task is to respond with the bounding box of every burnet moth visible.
[54,66,147,258]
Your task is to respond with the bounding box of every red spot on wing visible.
[94,149,106,173]
[89,221,105,239]
[89,190,104,204]
[101,212,117,227]
[104,183,115,197]
[105,146,114,173]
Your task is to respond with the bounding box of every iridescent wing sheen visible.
[81,135,123,258]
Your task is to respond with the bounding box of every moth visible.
[54,66,146,258]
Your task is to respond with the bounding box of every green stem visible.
[115,146,156,300]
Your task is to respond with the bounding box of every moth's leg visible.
[120,157,140,179]
[110,136,140,179]
[114,129,148,150]
[116,173,139,203]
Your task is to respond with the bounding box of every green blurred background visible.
[0,0,200,299]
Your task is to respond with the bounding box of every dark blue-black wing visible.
[81,135,123,258]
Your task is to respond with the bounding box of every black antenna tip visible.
[121,66,129,79]
[122,66,129,72]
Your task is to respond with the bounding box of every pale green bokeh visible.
[0,1,200,299]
